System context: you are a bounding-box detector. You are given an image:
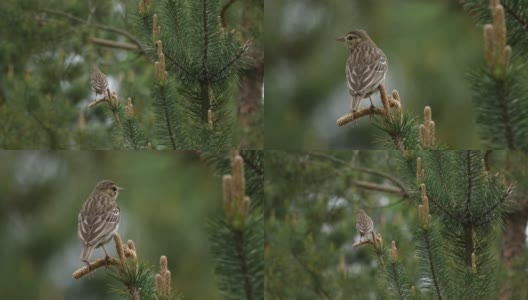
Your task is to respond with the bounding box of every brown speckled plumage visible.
[337,30,388,112]
[78,180,123,262]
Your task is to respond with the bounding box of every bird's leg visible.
[83,260,95,278]
[102,245,111,267]
[349,98,359,126]
[369,96,375,109]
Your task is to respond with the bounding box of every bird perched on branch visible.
[356,209,375,242]
[336,30,388,113]
[91,66,109,99]
[78,180,124,264]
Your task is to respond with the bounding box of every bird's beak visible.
[117,186,125,191]
[336,36,345,42]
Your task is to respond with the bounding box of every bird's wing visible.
[78,206,120,246]
[346,46,387,96]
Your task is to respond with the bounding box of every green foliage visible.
[265,1,482,149]
[383,252,413,299]
[373,113,422,150]
[149,79,187,149]
[207,215,264,300]
[265,151,519,299]
[461,0,528,149]
[414,223,450,298]
[0,151,243,299]
[108,261,185,300]
[0,0,261,149]
[203,150,264,300]
[121,114,148,150]
[468,62,528,149]
[108,263,157,300]
[129,0,252,150]
[461,0,528,55]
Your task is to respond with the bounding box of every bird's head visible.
[94,180,124,198]
[336,29,372,50]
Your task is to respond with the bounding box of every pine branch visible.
[164,51,200,82]
[336,84,401,126]
[501,2,528,37]
[209,150,262,299]
[151,80,184,149]
[421,229,443,299]
[289,245,333,300]
[387,260,405,300]
[72,233,136,280]
[199,81,210,123]
[465,1,528,148]
[201,0,210,81]
[465,151,474,218]
[211,40,251,82]
[239,151,264,176]
[73,233,180,299]
[464,151,475,267]
[415,182,449,299]
[233,229,254,300]
[495,79,515,148]
[160,88,177,150]
[475,186,513,225]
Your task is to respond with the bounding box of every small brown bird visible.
[356,209,375,242]
[336,30,388,113]
[78,180,124,263]
[91,66,109,99]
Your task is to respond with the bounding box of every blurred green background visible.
[0,151,226,299]
[265,0,482,149]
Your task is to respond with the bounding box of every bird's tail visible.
[351,95,362,113]
[351,95,363,112]
[81,244,96,262]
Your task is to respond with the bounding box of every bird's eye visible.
[347,36,353,41]
[112,187,117,191]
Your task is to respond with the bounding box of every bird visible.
[78,180,124,264]
[336,29,388,113]
[91,66,109,100]
[356,209,375,242]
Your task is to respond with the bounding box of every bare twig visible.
[73,256,122,279]
[352,239,373,248]
[87,97,110,108]
[337,106,385,126]
[41,9,145,54]
[90,38,140,52]
[353,180,408,197]
[308,151,408,194]
[72,234,134,280]
[220,0,237,27]
[337,84,401,126]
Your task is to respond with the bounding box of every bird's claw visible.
[83,260,93,272]
[104,255,111,268]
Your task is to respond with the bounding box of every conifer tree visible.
[460,0,528,149]
[204,150,264,300]
[72,234,183,300]
[334,0,528,150]
[0,0,261,149]
[265,151,524,299]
